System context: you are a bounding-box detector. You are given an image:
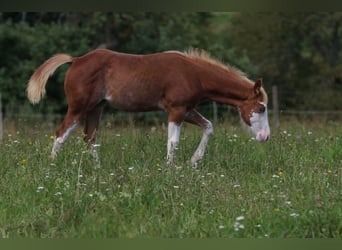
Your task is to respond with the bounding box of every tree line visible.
[0,12,341,116]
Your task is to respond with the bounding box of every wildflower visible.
[119,175,124,180]
[155,163,160,167]
[236,215,245,221]
[326,169,332,174]
[55,192,62,196]
[49,135,55,140]
[274,207,280,212]
[296,135,302,140]
[218,225,225,229]
[272,174,280,178]
[20,159,27,165]
[233,221,245,231]
[233,215,245,231]
[173,185,179,189]
[290,213,299,218]
[278,171,283,177]
[36,186,44,192]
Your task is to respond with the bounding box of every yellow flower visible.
[327,169,332,174]
[278,171,283,177]
[20,159,27,165]
[49,135,55,140]
[274,207,280,212]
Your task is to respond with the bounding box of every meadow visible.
[0,115,341,238]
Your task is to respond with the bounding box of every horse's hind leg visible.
[83,106,104,162]
[184,109,213,165]
[51,110,82,158]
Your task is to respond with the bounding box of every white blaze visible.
[249,103,270,142]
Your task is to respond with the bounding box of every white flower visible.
[290,213,299,218]
[236,215,245,221]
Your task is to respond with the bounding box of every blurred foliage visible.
[0,12,342,116]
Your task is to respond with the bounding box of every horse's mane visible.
[183,48,249,80]
[181,48,268,103]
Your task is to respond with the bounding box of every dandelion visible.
[326,169,332,174]
[20,159,27,165]
[49,135,55,140]
[274,207,280,212]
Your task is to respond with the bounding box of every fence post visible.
[212,101,218,123]
[272,85,280,131]
[0,93,3,142]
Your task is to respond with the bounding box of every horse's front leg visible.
[166,108,186,165]
[166,121,182,165]
[184,110,213,166]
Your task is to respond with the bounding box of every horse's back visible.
[64,49,203,112]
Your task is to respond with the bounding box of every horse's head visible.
[238,78,270,142]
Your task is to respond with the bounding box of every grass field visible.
[0,116,341,238]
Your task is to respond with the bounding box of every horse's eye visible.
[259,105,265,113]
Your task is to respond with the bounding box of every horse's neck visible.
[202,70,253,107]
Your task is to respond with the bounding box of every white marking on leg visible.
[167,122,182,164]
[51,122,79,158]
[191,120,213,165]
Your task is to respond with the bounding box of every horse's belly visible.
[105,93,163,112]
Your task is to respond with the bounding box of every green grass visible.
[0,117,341,238]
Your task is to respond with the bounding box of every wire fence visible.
[1,86,342,142]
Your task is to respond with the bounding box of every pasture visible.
[0,116,341,238]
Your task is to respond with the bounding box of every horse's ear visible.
[254,78,263,94]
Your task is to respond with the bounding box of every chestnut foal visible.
[27,49,270,165]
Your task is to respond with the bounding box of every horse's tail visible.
[27,54,73,104]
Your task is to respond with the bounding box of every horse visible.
[27,48,270,165]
